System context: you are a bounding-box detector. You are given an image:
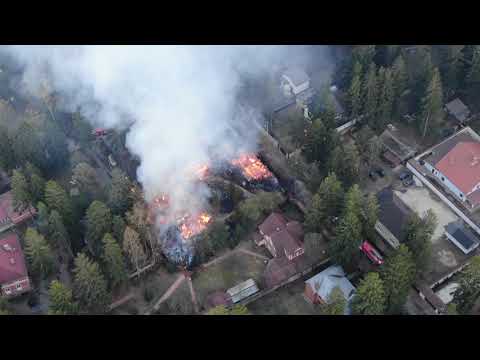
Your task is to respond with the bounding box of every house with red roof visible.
[423,127,480,210]
[0,232,31,298]
[256,212,304,261]
[0,191,36,233]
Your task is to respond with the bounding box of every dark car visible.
[368,170,377,181]
[375,167,385,178]
[399,171,414,186]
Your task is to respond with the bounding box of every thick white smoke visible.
[0,45,333,212]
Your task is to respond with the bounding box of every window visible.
[441,177,445,182]
[16,283,22,290]
[460,193,463,198]
[432,169,435,174]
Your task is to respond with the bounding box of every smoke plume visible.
[0,45,333,213]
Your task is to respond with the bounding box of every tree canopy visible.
[351,272,386,315]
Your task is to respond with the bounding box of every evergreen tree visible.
[0,125,15,172]
[11,169,31,209]
[48,210,73,260]
[362,193,380,240]
[330,208,362,269]
[72,253,110,313]
[36,201,50,235]
[126,201,154,253]
[453,256,480,314]
[419,68,444,138]
[362,62,378,126]
[24,162,45,204]
[303,118,337,165]
[85,200,112,257]
[123,226,147,272]
[112,215,126,244]
[44,180,73,225]
[12,122,45,170]
[438,45,464,97]
[391,55,409,118]
[48,280,78,315]
[24,227,56,279]
[43,119,69,173]
[72,162,99,196]
[403,210,436,274]
[466,46,480,94]
[375,67,394,132]
[347,61,363,119]
[102,233,128,288]
[305,173,344,233]
[380,244,416,314]
[351,45,376,70]
[320,286,347,315]
[107,168,133,215]
[328,143,360,187]
[351,272,386,315]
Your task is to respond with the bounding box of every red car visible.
[360,241,384,265]
[92,128,108,137]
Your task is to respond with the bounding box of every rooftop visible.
[305,265,356,315]
[282,68,310,87]
[445,98,470,122]
[0,232,29,285]
[379,129,416,161]
[376,188,413,244]
[445,221,480,253]
[0,191,36,230]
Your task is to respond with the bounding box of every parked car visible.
[359,240,384,265]
[399,171,414,186]
[368,170,377,181]
[375,167,385,178]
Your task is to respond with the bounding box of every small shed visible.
[226,279,259,304]
[445,98,471,123]
[380,129,416,165]
[445,221,480,254]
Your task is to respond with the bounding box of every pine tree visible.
[12,121,45,171]
[328,143,360,187]
[362,62,378,126]
[453,256,480,314]
[123,226,147,272]
[303,119,334,165]
[85,200,112,257]
[42,119,69,173]
[112,215,126,244]
[466,46,480,92]
[73,253,109,313]
[419,68,444,137]
[351,45,376,70]
[0,125,15,172]
[403,210,436,274]
[102,233,128,288]
[107,168,133,215]
[126,201,153,254]
[375,67,394,132]
[72,162,99,196]
[347,61,363,119]
[438,45,464,97]
[391,55,409,118]
[48,210,73,260]
[380,244,416,314]
[351,272,386,315]
[320,286,347,315]
[362,193,380,240]
[330,208,362,269]
[23,162,45,204]
[36,201,50,235]
[11,169,31,209]
[44,180,73,225]
[48,280,78,315]
[24,227,56,279]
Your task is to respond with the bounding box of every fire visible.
[231,153,273,181]
[179,212,212,239]
[147,193,170,224]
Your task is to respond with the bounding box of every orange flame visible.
[179,212,212,239]
[231,153,272,181]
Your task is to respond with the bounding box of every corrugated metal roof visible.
[227,279,259,303]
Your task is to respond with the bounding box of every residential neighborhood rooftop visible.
[0,232,29,288]
[445,98,471,123]
[282,68,310,86]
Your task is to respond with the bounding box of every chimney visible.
[9,257,15,265]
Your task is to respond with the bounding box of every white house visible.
[423,127,480,210]
[281,68,310,97]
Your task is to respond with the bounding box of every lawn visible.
[248,278,322,315]
[192,251,267,310]
[155,279,193,315]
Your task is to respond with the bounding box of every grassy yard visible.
[155,279,193,315]
[192,252,267,309]
[248,278,322,315]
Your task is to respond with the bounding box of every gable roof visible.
[435,141,480,194]
[283,68,310,86]
[377,188,412,243]
[305,265,356,314]
[259,213,288,237]
[0,232,29,285]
